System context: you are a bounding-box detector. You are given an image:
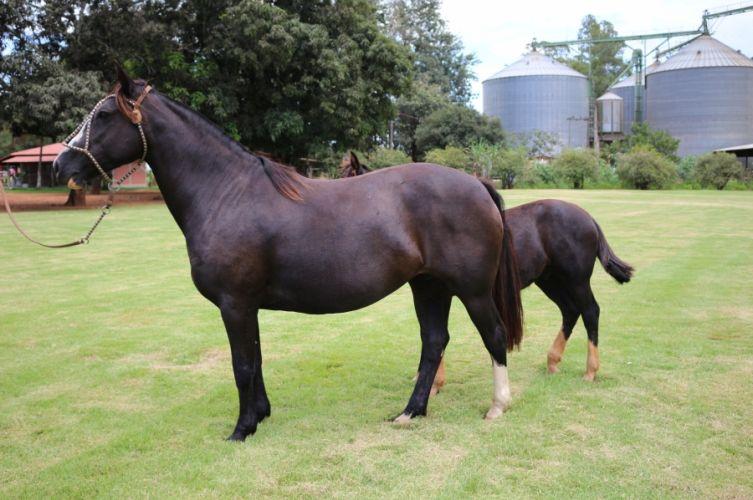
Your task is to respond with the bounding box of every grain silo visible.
[608,62,658,133]
[646,35,753,156]
[597,92,623,134]
[483,51,589,150]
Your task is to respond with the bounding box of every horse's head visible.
[339,151,369,178]
[54,67,152,189]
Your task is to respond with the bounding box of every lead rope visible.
[1,86,151,248]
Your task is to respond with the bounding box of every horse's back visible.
[507,199,599,285]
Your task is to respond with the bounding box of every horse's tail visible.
[480,180,524,351]
[594,220,634,284]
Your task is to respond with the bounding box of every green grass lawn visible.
[1,189,752,497]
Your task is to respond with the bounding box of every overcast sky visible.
[439,0,753,110]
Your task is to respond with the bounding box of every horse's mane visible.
[113,81,305,201]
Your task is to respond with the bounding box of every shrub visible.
[616,146,677,189]
[366,147,411,169]
[677,155,697,181]
[425,146,471,171]
[693,152,743,190]
[491,147,530,189]
[552,148,599,189]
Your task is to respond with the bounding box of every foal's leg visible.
[536,277,579,374]
[220,301,267,441]
[394,276,451,423]
[461,294,511,420]
[572,284,601,381]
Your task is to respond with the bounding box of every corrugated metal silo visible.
[597,92,623,133]
[608,62,657,133]
[646,35,753,157]
[483,51,589,150]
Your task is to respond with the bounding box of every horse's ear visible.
[115,64,134,97]
[349,151,361,169]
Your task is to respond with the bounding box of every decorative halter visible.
[62,85,152,187]
[0,85,153,248]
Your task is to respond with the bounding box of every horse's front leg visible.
[220,300,266,441]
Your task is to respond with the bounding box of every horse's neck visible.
[144,97,266,233]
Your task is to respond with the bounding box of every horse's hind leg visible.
[536,277,579,374]
[461,294,511,420]
[394,275,451,423]
[572,284,600,381]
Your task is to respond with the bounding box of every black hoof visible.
[226,431,247,442]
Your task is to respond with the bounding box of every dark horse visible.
[53,70,523,441]
[340,154,633,386]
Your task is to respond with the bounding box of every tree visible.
[366,146,411,169]
[547,15,627,98]
[393,81,450,161]
[694,152,743,190]
[616,146,677,189]
[381,0,476,103]
[425,146,470,171]
[509,130,561,158]
[492,147,529,189]
[552,148,599,189]
[610,122,680,163]
[415,104,503,157]
[4,1,413,166]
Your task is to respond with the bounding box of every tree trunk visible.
[90,177,102,195]
[36,138,43,188]
[64,189,86,207]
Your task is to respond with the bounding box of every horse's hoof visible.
[226,431,247,442]
[393,413,413,425]
[583,372,596,382]
[484,400,509,420]
[547,364,559,374]
[429,385,439,397]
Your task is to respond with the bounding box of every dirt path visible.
[2,190,164,211]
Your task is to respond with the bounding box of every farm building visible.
[1,143,148,188]
[482,51,589,151]
[646,35,753,157]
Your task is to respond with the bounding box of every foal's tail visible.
[594,220,634,284]
[480,180,524,351]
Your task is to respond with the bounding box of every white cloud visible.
[440,0,753,110]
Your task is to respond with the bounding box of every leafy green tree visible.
[393,81,451,161]
[616,146,677,189]
[4,0,412,165]
[694,152,743,190]
[677,155,697,181]
[425,146,470,170]
[610,122,681,163]
[415,104,503,157]
[366,146,411,169]
[509,130,561,159]
[381,0,476,103]
[491,147,529,189]
[547,15,626,97]
[552,148,600,189]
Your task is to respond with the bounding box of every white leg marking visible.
[485,359,511,420]
[393,413,412,425]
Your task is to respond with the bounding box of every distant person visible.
[8,166,17,188]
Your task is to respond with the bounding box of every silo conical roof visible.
[650,35,753,74]
[597,92,623,101]
[484,51,586,81]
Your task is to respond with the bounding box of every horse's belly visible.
[260,274,408,314]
